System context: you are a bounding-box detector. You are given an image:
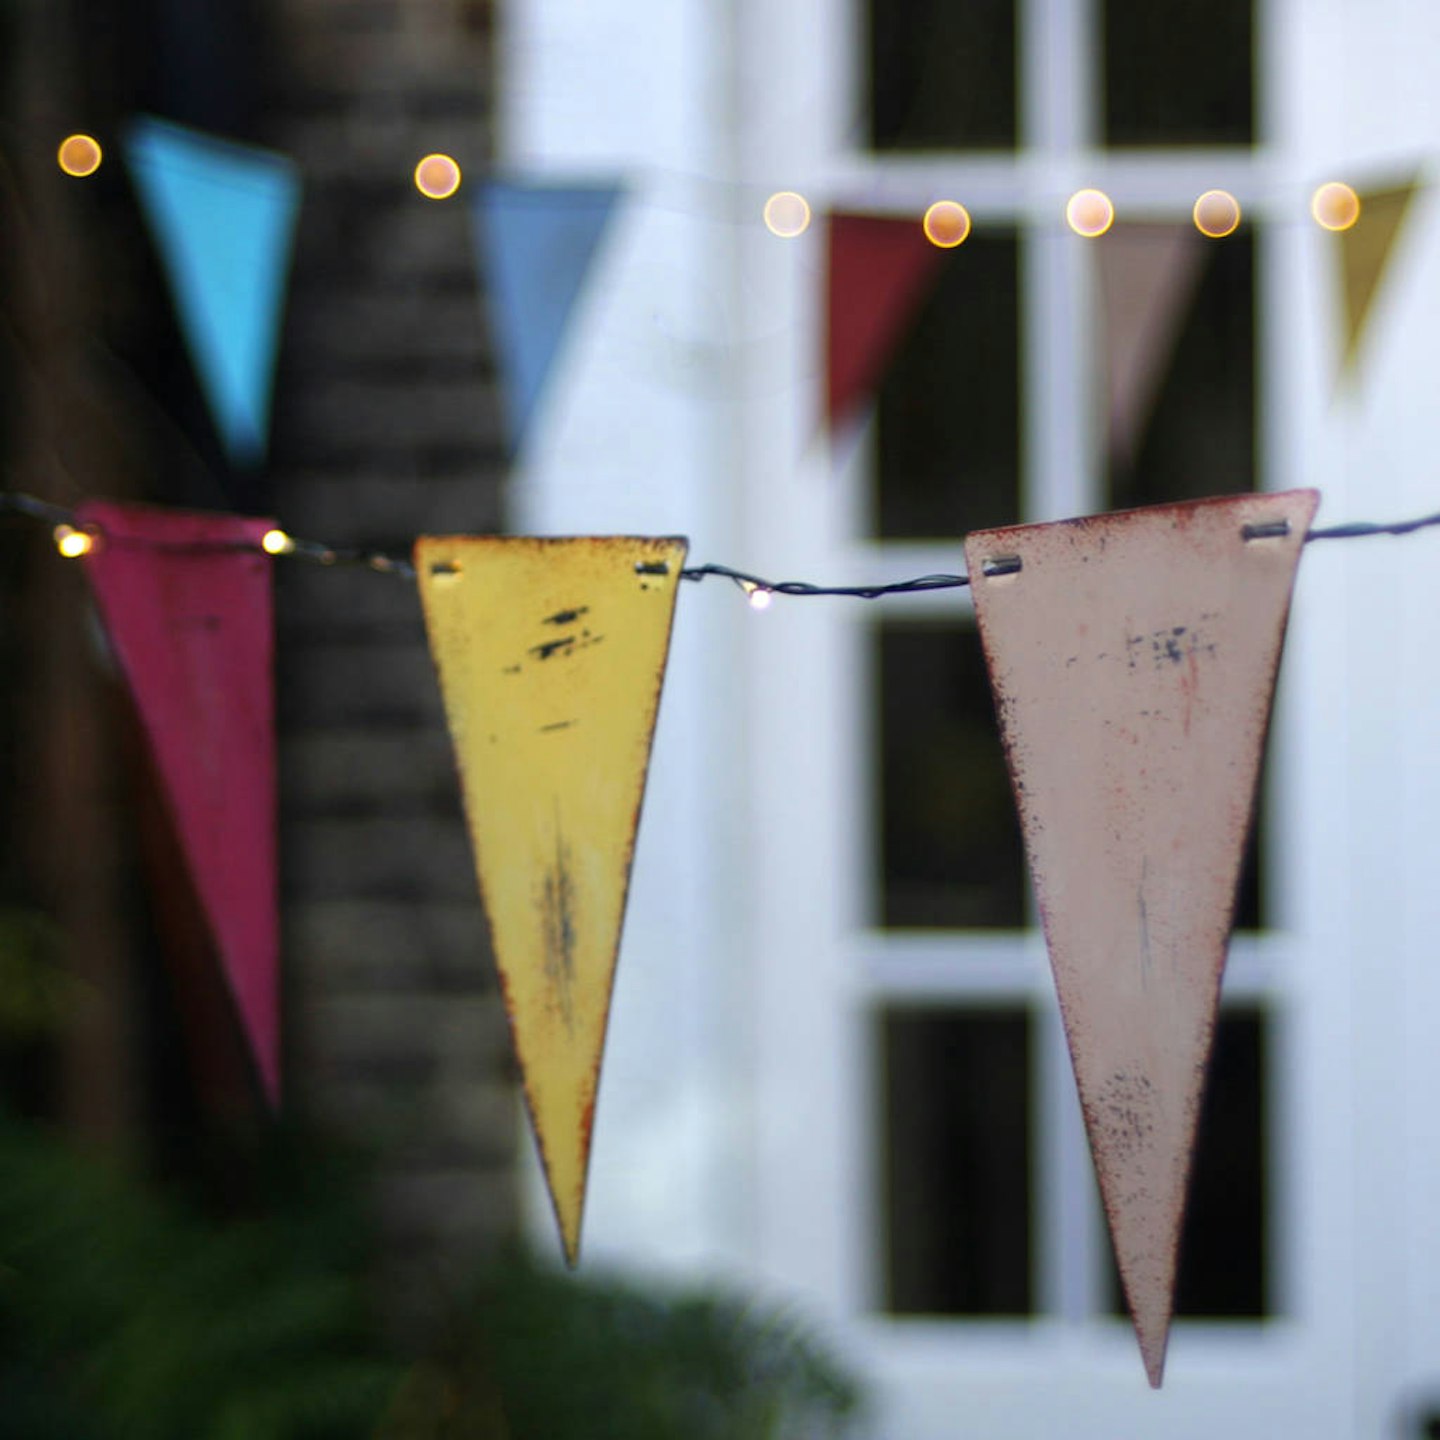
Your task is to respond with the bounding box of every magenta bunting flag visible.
[77,501,280,1104]
[964,490,1317,1386]
[826,212,947,432]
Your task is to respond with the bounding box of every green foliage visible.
[0,908,87,1040]
[0,1115,403,1440]
[0,1116,862,1439]
[382,1254,862,1440]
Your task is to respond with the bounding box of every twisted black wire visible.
[4,489,1439,596]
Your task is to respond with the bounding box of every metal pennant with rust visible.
[415,535,688,1265]
[964,490,1317,1386]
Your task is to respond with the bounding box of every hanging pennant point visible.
[1096,223,1208,474]
[473,181,622,452]
[123,116,302,467]
[416,534,688,1263]
[1332,176,1421,378]
[75,501,281,1107]
[826,212,948,431]
[967,489,1318,1383]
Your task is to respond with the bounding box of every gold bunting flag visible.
[415,535,688,1264]
[965,490,1317,1386]
[1338,178,1421,378]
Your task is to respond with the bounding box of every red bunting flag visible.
[77,502,281,1104]
[827,212,947,432]
[965,490,1317,1386]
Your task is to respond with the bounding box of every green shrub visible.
[0,1115,861,1439]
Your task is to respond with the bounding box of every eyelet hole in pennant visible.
[1240,520,1292,542]
[980,554,1024,578]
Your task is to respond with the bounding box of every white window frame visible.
[738,0,1370,1431]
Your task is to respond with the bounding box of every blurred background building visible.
[1,0,517,1313]
[4,0,1440,1437]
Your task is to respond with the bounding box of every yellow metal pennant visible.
[416,535,688,1264]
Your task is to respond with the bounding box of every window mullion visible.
[1023,0,1095,153]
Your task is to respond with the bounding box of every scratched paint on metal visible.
[415,535,688,1265]
[964,490,1317,1386]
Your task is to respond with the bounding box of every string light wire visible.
[3,491,1439,599]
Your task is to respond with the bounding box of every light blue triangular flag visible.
[473,181,622,452]
[125,116,302,468]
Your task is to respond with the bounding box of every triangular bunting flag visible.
[1096,224,1207,470]
[826,212,948,432]
[124,116,301,467]
[965,490,1317,1386]
[472,182,622,452]
[415,535,687,1263]
[77,501,281,1103]
[1337,178,1422,378]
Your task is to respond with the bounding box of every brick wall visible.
[272,0,519,1289]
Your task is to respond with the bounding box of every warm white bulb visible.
[53,525,93,558]
[261,529,294,555]
[746,584,773,611]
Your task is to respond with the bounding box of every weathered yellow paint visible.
[415,535,688,1265]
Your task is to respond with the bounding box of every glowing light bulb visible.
[763,191,811,238]
[57,134,102,177]
[415,153,462,200]
[741,581,773,611]
[923,200,971,249]
[1311,181,1361,232]
[1193,189,1241,238]
[1066,189,1115,238]
[261,529,294,555]
[53,524,93,558]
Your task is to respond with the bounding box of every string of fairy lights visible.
[4,490,1439,608]
[53,130,1371,242]
[32,132,1419,604]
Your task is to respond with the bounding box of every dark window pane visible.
[1105,1009,1268,1317]
[877,621,1025,928]
[881,1008,1033,1315]
[1103,0,1254,146]
[870,0,1017,151]
[875,230,1021,539]
[1233,757,1265,931]
[1106,231,1255,512]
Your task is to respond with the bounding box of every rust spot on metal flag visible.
[964,490,1317,1387]
[415,535,688,1266]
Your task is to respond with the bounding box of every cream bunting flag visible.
[1096,224,1207,471]
[964,490,1317,1386]
[416,536,687,1264]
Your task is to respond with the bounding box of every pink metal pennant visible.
[965,490,1317,1386]
[77,501,281,1104]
